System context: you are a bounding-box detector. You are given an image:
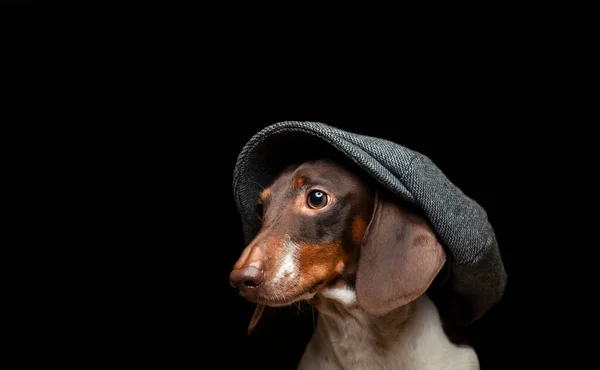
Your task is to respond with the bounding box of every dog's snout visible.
[229,265,264,296]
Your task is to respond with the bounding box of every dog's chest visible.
[327,317,387,369]
[299,314,385,370]
[298,304,414,369]
[298,295,479,370]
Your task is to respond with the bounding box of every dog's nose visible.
[229,265,264,296]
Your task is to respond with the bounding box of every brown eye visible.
[256,202,264,221]
[307,190,329,209]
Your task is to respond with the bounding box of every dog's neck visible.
[298,286,478,370]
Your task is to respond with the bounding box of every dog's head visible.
[230,159,446,331]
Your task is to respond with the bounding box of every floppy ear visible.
[355,194,446,317]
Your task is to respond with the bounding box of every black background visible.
[5,3,579,368]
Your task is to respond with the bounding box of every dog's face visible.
[230,159,375,307]
[230,158,446,332]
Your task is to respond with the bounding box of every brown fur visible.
[299,240,346,289]
[292,176,306,189]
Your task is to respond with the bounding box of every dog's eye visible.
[256,203,264,221]
[307,190,329,209]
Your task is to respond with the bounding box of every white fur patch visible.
[320,285,357,306]
[272,235,299,283]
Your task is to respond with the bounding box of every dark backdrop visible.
[4,4,580,367]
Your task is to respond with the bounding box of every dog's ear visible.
[355,194,446,317]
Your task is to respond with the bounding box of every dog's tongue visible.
[247,304,265,335]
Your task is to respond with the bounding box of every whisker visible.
[295,301,305,316]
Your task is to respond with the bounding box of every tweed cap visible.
[232,121,506,324]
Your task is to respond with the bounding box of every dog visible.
[229,158,479,369]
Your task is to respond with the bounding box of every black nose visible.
[229,266,264,296]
